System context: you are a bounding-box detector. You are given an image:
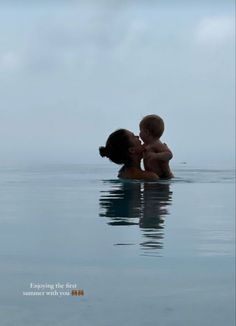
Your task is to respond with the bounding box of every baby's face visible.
[139,127,149,144]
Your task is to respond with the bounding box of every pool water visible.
[0,164,235,326]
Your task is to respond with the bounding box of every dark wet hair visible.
[99,129,133,165]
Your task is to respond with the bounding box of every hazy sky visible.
[0,0,235,167]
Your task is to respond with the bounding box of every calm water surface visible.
[0,164,235,326]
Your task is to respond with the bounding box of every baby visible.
[139,114,174,179]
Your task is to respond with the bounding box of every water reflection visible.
[99,181,173,256]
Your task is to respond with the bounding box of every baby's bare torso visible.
[143,141,173,179]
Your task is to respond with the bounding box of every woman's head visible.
[99,129,143,165]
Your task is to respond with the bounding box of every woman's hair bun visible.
[99,146,108,157]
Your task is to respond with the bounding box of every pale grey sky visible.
[0,1,235,167]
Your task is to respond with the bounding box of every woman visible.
[99,129,159,181]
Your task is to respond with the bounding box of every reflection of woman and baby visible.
[99,181,172,254]
[99,114,173,254]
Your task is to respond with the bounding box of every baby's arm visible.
[145,143,173,163]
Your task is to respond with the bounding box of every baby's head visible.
[139,114,164,143]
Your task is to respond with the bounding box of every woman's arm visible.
[119,167,159,181]
[139,170,159,181]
